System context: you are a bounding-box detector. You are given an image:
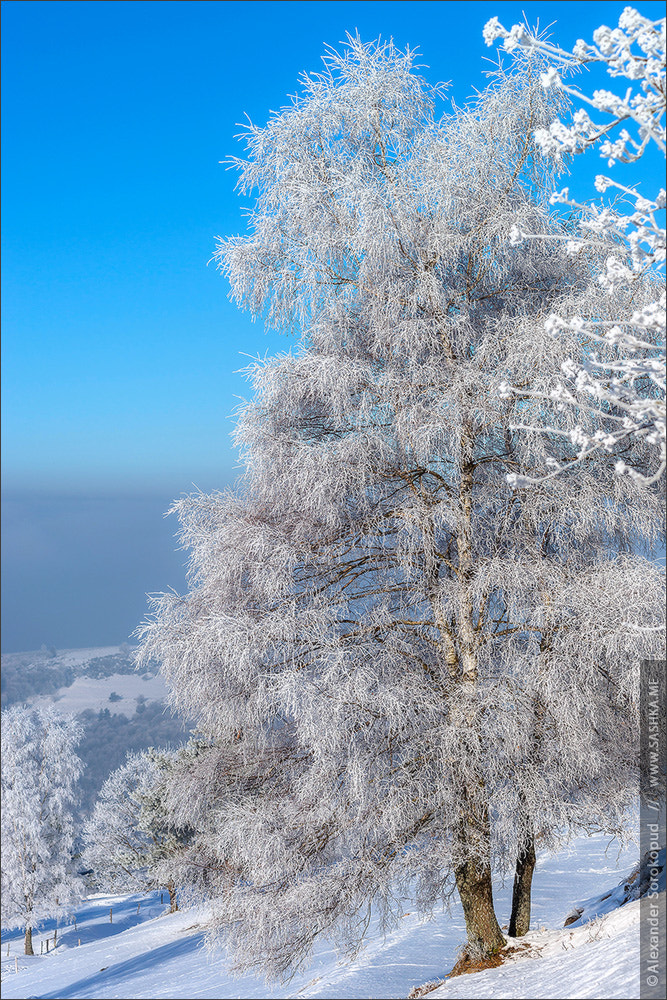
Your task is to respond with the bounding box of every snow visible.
[29,673,169,716]
[2,646,130,669]
[429,902,640,1000]
[3,643,168,718]
[44,648,130,668]
[1,833,653,1000]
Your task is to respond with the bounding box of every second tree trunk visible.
[508,829,536,937]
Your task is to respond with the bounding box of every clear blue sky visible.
[2,0,663,651]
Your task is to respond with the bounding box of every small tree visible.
[139,37,664,977]
[142,735,245,906]
[484,7,666,485]
[1,706,83,955]
[82,748,189,912]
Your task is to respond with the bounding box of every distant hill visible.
[1,645,190,816]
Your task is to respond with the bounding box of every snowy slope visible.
[1,645,168,715]
[428,901,640,1000]
[1,645,189,815]
[28,671,169,717]
[1,834,651,1000]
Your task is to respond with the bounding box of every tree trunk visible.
[453,785,506,960]
[507,694,543,939]
[455,854,506,959]
[450,425,505,959]
[24,926,34,956]
[508,828,536,937]
[167,882,178,913]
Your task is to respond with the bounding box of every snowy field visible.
[28,672,169,716]
[1,834,650,1000]
[2,646,130,672]
[2,646,169,717]
[39,648,130,668]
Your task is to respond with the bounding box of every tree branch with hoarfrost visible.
[485,8,666,485]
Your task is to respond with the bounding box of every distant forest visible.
[1,648,190,816]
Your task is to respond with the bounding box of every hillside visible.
[0,834,654,1000]
[0,646,190,815]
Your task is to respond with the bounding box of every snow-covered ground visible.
[429,901,640,1000]
[40,647,130,668]
[29,672,169,716]
[2,645,168,717]
[1,834,651,1000]
[2,646,130,674]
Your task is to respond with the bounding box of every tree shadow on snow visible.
[33,933,204,999]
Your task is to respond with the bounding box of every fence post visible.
[109,907,113,923]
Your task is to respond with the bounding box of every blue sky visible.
[2,0,663,651]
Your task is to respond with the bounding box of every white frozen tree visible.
[82,748,189,912]
[138,37,665,978]
[1,706,83,955]
[484,7,666,485]
[141,735,244,907]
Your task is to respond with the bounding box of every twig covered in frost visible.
[485,8,666,485]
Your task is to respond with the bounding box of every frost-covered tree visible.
[484,7,666,485]
[143,735,244,905]
[1,706,83,955]
[138,37,665,976]
[82,748,189,912]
